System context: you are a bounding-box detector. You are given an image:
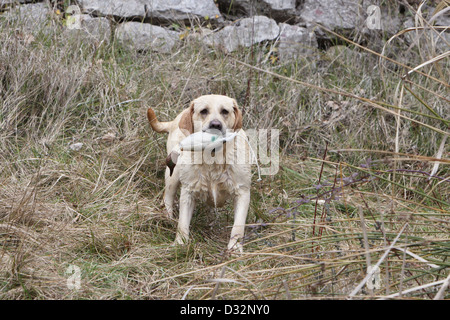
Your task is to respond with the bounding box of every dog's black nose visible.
[209,119,223,131]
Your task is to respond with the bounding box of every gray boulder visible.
[65,15,111,43]
[81,15,111,39]
[277,23,317,61]
[76,0,221,24]
[1,0,28,4]
[299,0,402,39]
[115,22,179,53]
[432,9,450,27]
[299,0,365,31]
[429,7,450,54]
[0,0,35,5]
[403,16,450,55]
[1,2,51,31]
[218,0,297,22]
[202,15,280,52]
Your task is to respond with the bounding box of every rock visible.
[403,16,450,55]
[69,142,84,151]
[76,0,222,24]
[402,17,418,42]
[218,0,297,23]
[432,9,450,27]
[202,15,280,52]
[277,23,317,60]
[362,4,401,37]
[427,5,450,54]
[431,21,450,54]
[1,2,52,31]
[299,0,402,39]
[80,15,111,39]
[65,15,111,43]
[299,0,365,31]
[0,0,34,6]
[98,132,117,144]
[115,22,179,53]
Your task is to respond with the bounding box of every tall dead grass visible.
[0,1,448,299]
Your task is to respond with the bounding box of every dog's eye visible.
[200,109,209,115]
[221,109,229,115]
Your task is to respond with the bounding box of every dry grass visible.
[0,2,448,299]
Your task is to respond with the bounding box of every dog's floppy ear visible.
[232,100,243,131]
[179,102,194,135]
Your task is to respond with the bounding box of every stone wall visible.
[1,0,448,58]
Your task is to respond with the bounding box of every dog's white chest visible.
[181,164,235,206]
[179,163,243,207]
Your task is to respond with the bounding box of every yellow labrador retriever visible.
[147,95,251,252]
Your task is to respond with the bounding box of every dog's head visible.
[179,95,242,136]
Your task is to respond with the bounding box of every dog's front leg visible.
[228,189,250,253]
[174,187,195,245]
[164,168,180,219]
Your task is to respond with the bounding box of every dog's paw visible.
[174,234,188,246]
[171,241,181,247]
[165,209,174,220]
[227,241,244,255]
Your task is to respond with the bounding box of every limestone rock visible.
[277,23,317,60]
[0,0,35,5]
[116,22,179,53]
[1,2,51,31]
[403,16,450,54]
[202,15,280,52]
[65,15,111,43]
[218,0,297,23]
[298,0,402,39]
[299,0,365,31]
[76,0,221,24]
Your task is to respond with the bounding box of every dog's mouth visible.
[203,128,225,135]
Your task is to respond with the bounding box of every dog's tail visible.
[147,108,172,133]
